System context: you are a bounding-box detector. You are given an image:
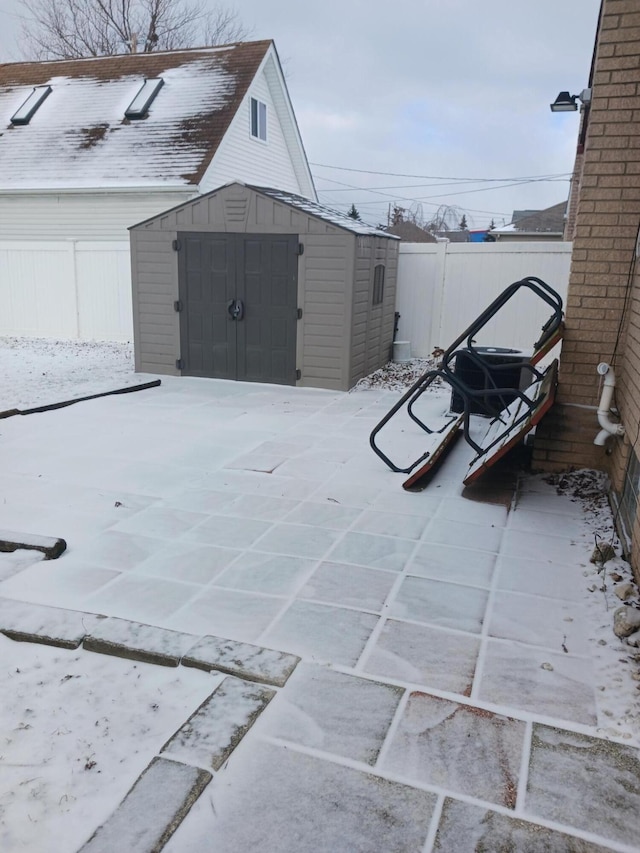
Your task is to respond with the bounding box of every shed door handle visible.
[227,299,245,321]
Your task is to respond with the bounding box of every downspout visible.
[594,362,625,446]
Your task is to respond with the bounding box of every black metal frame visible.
[369,276,564,473]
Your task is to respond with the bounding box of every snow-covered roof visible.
[248,186,400,238]
[0,42,271,191]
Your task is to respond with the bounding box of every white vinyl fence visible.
[1,238,572,350]
[0,241,132,341]
[395,242,572,358]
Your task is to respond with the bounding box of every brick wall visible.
[534,0,640,470]
[563,134,585,242]
[534,0,640,573]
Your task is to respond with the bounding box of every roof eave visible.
[0,185,196,195]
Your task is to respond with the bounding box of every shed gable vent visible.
[10,86,52,125]
[125,78,164,119]
[224,197,249,223]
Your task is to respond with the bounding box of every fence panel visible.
[76,242,132,341]
[0,241,132,341]
[0,242,77,338]
[396,242,572,358]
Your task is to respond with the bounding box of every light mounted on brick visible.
[550,88,592,112]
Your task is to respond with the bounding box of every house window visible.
[125,78,164,119]
[250,97,267,141]
[373,264,385,305]
[618,447,640,548]
[10,86,52,125]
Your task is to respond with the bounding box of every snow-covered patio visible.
[1,344,639,852]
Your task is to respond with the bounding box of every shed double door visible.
[178,232,298,385]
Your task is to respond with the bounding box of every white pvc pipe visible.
[594,363,625,445]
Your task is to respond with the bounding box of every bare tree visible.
[425,204,467,234]
[17,0,249,60]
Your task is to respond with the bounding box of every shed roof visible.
[248,186,399,238]
[0,41,271,191]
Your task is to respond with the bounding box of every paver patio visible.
[0,376,638,851]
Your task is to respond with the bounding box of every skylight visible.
[125,78,164,119]
[10,86,52,126]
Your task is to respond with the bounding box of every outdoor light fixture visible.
[550,88,592,112]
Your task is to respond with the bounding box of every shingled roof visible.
[0,41,271,190]
[248,185,400,238]
[497,201,568,234]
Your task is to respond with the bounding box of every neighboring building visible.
[493,202,568,241]
[0,40,315,340]
[532,0,640,574]
[385,221,437,243]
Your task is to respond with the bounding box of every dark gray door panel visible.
[179,232,297,385]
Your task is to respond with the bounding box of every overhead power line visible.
[310,162,573,182]
[314,171,568,213]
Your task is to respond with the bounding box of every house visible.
[532,0,640,574]
[492,201,568,241]
[129,182,400,391]
[0,40,315,341]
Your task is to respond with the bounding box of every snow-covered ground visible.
[1,338,639,852]
[0,636,219,852]
[0,337,138,412]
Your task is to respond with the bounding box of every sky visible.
[0,0,602,229]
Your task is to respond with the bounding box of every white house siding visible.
[0,190,194,240]
[199,65,303,197]
[395,242,572,358]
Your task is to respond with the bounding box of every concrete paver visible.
[0,377,636,851]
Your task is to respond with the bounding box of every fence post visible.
[428,242,447,352]
[71,240,81,340]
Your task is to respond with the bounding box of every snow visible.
[0,635,222,852]
[249,186,399,238]
[1,337,640,851]
[0,56,238,189]
[0,337,141,411]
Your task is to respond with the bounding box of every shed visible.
[129,182,400,391]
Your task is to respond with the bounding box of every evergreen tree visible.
[459,214,468,230]
[347,204,361,221]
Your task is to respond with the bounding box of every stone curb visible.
[78,757,212,853]
[0,600,300,687]
[183,635,300,687]
[83,617,197,667]
[0,529,67,560]
[0,598,103,649]
[161,676,276,771]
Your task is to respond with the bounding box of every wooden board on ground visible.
[402,414,464,492]
[463,360,558,486]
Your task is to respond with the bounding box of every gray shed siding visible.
[130,183,396,391]
[298,233,354,390]
[349,236,398,387]
[131,229,180,375]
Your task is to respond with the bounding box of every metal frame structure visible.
[369,277,564,486]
